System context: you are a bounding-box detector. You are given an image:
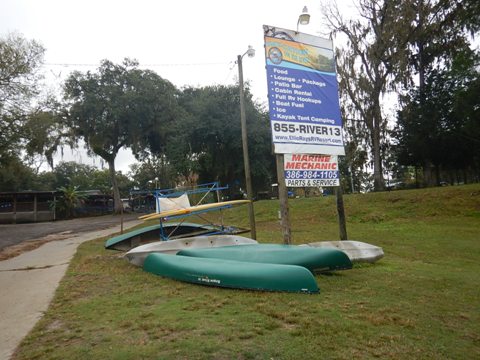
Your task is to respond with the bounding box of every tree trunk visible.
[415,166,419,188]
[107,158,123,214]
[418,41,425,102]
[423,161,436,187]
[417,1,426,104]
[435,165,440,186]
[372,109,384,191]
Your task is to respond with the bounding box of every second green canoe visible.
[178,244,352,272]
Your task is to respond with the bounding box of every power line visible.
[43,62,230,68]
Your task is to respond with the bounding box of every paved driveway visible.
[0,213,141,251]
[0,215,143,360]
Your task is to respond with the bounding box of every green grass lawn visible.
[13,184,480,359]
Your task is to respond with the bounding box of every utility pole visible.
[237,49,257,239]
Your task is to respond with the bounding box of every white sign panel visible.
[284,154,340,187]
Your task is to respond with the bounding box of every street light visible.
[237,45,257,239]
[297,6,310,32]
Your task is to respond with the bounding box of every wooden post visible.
[335,186,348,240]
[13,194,17,224]
[276,154,292,244]
[120,200,124,234]
[53,193,56,221]
[33,194,38,222]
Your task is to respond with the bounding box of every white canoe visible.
[124,234,258,267]
[305,240,384,263]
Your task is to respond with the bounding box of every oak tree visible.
[63,59,180,212]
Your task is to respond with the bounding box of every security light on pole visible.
[237,46,257,239]
[297,6,310,31]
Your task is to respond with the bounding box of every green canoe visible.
[178,244,352,272]
[143,253,319,294]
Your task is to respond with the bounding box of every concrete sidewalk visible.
[0,219,142,360]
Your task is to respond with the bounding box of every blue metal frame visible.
[153,182,234,241]
[154,182,228,198]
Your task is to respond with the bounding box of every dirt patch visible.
[0,231,75,261]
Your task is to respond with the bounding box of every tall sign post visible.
[263,25,346,243]
[335,186,348,240]
[276,154,292,243]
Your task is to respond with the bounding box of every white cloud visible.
[1,0,345,173]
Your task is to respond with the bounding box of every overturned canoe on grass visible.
[178,244,352,273]
[125,235,258,267]
[104,222,247,251]
[305,241,384,263]
[143,252,319,294]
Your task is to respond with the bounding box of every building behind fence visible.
[0,190,114,224]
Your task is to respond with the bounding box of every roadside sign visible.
[263,25,345,156]
[284,154,339,187]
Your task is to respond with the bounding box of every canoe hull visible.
[178,244,352,272]
[104,222,247,251]
[125,235,258,267]
[306,241,384,263]
[143,253,319,294]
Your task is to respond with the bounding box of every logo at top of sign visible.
[268,47,283,64]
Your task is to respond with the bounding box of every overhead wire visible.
[42,61,234,82]
[43,62,230,67]
[43,60,244,89]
